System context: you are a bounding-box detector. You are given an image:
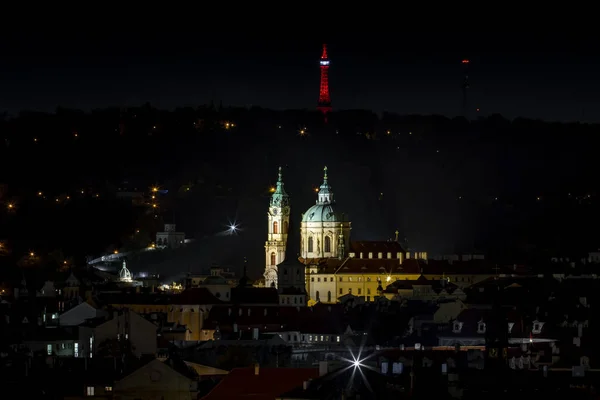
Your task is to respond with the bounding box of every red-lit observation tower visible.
[317,44,332,117]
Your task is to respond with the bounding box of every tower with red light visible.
[461,59,470,118]
[317,44,332,117]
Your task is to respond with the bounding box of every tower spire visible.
[461,59,470,119]
[317,166,334,205]
[270,166,289,207]
[317,44,332,120]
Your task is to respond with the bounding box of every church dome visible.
[302,203,348,222]
[301,166,348,223]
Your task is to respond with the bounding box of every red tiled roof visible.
[300,257,418,275]
[349,241,406,255]
[301,257,505,277]
[201,367,319,400]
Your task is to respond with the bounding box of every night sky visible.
[1,32,598,121]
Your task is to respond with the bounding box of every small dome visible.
[302,204,348,223]
[202,276,228,285]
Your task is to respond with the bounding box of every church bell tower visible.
[264,167,290,288]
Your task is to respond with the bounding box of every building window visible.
[452,322,463,333]
[477,322,486,334]
[311,277,314,282]
[74,343,79,358]
[327,291,332,302]
[86,386,94,396]
[367,288,371,295]
[316,291,320,301]
[339,277,343,282]
[273,221,278,234]
[358,288,362,295]
[47,344,52,355]
[105,387,112,392]
[308,237,313,252]
[330,277,333,282]
[324,236,331,252]
[283,221,288,234]
[339,288,343,294]
[317,278,320,282]
[271,252,276,265]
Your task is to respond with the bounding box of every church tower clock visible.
[264,167,290,288]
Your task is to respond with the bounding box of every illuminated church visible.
[264,166,429,305]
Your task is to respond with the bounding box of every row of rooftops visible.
[99,286,279,306]
[303,257,501,275]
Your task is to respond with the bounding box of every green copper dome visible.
[270,166,289,207]
[302,203,348,222]
[301,166,348,222]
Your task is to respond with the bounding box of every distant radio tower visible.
[461,59,470,119]
[317,44,332,119]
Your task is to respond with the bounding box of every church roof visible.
[302,166,348,223]
[350,241,406,255]
[270,166,289,208]
[302,203,348,223]
[302,257,502,276]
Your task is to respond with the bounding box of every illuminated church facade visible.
[264,166,430,304]
[263,167,290,289]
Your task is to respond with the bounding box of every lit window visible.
[47,344,52,355]
[105,386,112,392]
[86,386,94,396]
[336,336,340,342]
[74,342,79,357]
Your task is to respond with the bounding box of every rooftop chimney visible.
[254,363,260,375]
